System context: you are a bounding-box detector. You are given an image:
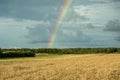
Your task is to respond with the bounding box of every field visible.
[0,54,120,80]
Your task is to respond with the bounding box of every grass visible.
[0,54,120,80]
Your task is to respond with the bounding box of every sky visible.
[0,0,120,48]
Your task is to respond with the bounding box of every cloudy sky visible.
[0,0,120,48]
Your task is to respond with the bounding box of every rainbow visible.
[48,0,73,48]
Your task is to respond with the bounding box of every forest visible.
[0,48,120,58]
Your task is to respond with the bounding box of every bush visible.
[0,48,2,58]
[1,51,35,58]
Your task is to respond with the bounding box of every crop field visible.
[0,54,120,80]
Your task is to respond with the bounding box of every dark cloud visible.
[0,0,120,48]
[0,0,107,7]
[104,19,120,41]
[0,0,65,6]
[104,19,120,31]
[73,0,107,6]
[111,0,120,2]
[0,0,108,20]
[85,23,95,29]
[25,6,91,44]
[0,4,59,20]
[56,28,91,43]
[26,24,91,45]
[116,36,120,41]
[25,25,52,43]
[0,0,65,20]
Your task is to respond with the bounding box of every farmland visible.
[0,54,120,80]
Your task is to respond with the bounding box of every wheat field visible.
[0,54,120,80]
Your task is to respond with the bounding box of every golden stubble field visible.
[0,54,120,80]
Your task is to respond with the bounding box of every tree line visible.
[1,48,120,54]
[0,48,35,58]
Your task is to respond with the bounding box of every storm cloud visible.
[0,0,110,20]
[104,19,120,41]
[105,20,120,31]
[26,24,91,44]
[0,0,120,48]
[112,0,120,2]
